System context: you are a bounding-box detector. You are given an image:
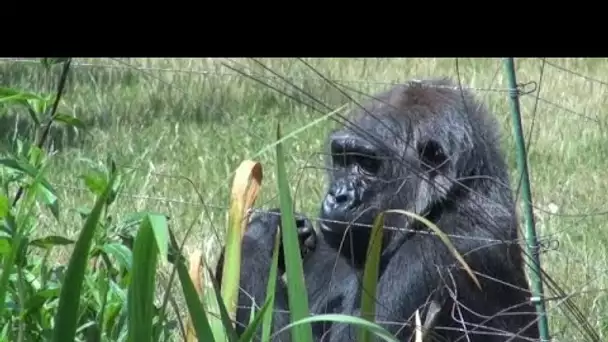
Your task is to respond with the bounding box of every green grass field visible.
[1,57,607,340]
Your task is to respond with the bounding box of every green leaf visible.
[275,123,313,341]
[0,219,25,314]
[25,104,41,126]
[358,212,385,342]
[27,144,44,168]
[31,98,46,113]
[119,212,155,229]
[127,215,161,342]
[25,287,60,315]
[54,113,85,129]
[0,324,8,341]
[26,98,48,125]
[0,238,10,255]
[101,243,133,271]
[0,158,57,200]
[81,170,108,196]
[148,214,169,263]
[0,194,9,219]
[36,182,59,220]
[0,87,43,104]
[0,158,26,172]
[30,235,75,249]
[51,170,116,342]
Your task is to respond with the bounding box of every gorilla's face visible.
[318,113,456,257]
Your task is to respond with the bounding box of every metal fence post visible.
[502,57,551,341]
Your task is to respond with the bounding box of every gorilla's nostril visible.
[334,193,348,204]
[326,181,357,212]
[334,189,356,208]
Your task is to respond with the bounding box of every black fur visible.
[215,78,540,341]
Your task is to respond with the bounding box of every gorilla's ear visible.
[417,140,449,172]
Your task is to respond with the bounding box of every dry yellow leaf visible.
[186,249,205,342]
[230,160,263,236]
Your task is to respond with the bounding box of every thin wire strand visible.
[49,182,564,249]
[545,60,608,87]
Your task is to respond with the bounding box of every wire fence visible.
[1,57,607,341]
[1,57,602,126]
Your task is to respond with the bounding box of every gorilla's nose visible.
[323,180,358,216]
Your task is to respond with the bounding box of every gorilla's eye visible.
[330,136,382,175]
[332,150,381,175]
[352,153,381,174]
[417,140,447,169]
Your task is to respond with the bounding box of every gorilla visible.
[215,78,540,341]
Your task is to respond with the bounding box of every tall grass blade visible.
[51,172,116,342]
[206,263,239,342]
[237,296,274,342]
[127,215,162,342]
[358,212,385,342]
[250,104,347,160]
[275,124,314,341]
[281,314,400,342]
[261,232,281,342]
[221,160,263,324]
[175,250,216,341]
[187,250,240,342]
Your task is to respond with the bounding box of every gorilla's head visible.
[318,78,500,264]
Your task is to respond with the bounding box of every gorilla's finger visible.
[303,234,317,251]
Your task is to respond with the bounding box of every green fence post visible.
[502,58,550,341]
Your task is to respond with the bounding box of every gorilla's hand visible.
[245,208,317,273]
[292,212,317,258]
